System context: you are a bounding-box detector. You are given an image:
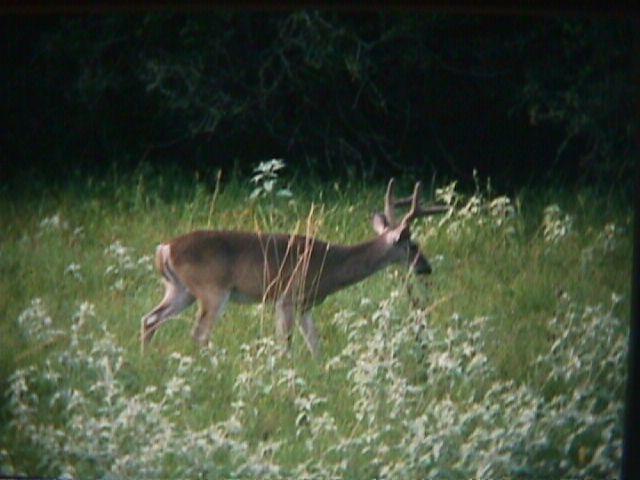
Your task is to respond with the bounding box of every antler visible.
[385,178,450,228]
[384,178,398,226]
[400,181,423,226]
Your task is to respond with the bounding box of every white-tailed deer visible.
[141,179,447,357]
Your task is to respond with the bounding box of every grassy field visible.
[0,168,632,478]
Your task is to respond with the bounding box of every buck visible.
[141,179,447,357]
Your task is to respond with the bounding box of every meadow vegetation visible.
[0,166,632,478]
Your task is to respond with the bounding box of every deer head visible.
[372,178,446,275]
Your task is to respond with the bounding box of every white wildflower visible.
[542,204,573,243]
[64,262,83,281]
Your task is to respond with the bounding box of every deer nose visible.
[412,256,432,275]
[416,262,432,275]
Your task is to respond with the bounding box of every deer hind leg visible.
[299,311,320,358]
[142,280,195,346]
[192,290,230,346]
[275,299,296,349]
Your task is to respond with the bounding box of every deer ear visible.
[372,213,389,234]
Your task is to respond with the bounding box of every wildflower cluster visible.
[432,180,516,240]
[38,213,70,232]
[6,301,282,479]
[17,298,64,344]
[6,263,628,478]
[104,240,153,291]
[38,212,84,239]
[542,204,573,244]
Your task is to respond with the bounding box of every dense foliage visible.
[3,12,636,187]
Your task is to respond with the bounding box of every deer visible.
[141,179,448,357]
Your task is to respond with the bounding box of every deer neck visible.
[322,236,394,293]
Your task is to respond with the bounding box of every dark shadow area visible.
[1,12,636,195]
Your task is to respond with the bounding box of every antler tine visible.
[384,178,397,226]
[387,179,450,228]
[420,205,452,215]
[392,195,415,208]
[400,181,423,226]
[392,180,426,208]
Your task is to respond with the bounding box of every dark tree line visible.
[2,11,636,189]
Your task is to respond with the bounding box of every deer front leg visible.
[192,290,230,346]
[275,299,295,349]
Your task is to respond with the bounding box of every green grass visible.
[0,169,632,478]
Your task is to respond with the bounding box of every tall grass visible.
[0,167,632,478]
